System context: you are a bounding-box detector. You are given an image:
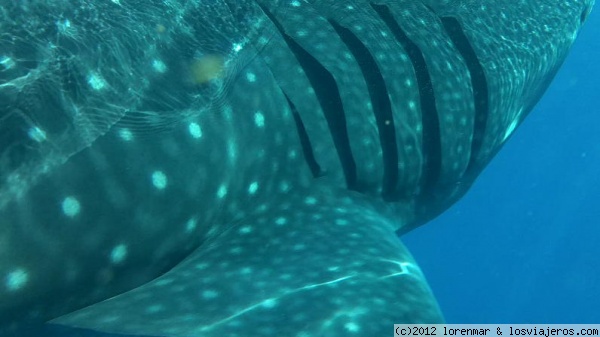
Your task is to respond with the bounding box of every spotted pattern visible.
[5,269,29,292]
[0,4,314,327]
[61,197,81,218]
[188,122,203,139]
[27,127,47,143]
[217,185,228,199]
[247,182,259,194]
[110,244,128,264]
[151,171,168,190]
[0,0,591,335]
[56,190,443,336]
[118,129,134,142]
[254,112,265,128]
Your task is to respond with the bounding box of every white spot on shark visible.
[254,112,265,128]
[62,196,81,217]
[110,244,128,264]
[202,290,219,299]
[248,182,258,195]
[194,263,209,271]
[217,185,228,199]
[56,19,73,35]
[5,268,28,291]
[145,304,164,313]
[279,181,290,193]
[152,171,167,190]
[152,59,167,73]
[240,267,253,275]
[345,322,361,333]
[238,226,253,234]
[87,72,107,90]
[0,55,15,70]
[232,43,243,53]
[304,196,317,205]
[261,298,278,308]
[28,127,47,142]
[246,72,256,82]
[185,218,197,233]
[188,122,202,139]
[118,128,133,141]
[335,219,349,226]
[227,141,237,161]
[292,244,306,251]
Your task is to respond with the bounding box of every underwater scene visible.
[404,5,600,323]
[0,0,597,336]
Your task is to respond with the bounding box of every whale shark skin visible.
[0,0,594,336]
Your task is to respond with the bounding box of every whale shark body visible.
[0,0,594,336]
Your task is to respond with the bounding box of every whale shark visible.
[0,0,594,336]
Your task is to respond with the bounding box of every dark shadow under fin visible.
[53,188,443,336]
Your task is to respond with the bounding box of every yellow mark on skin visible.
[155,24,166,34]
[190,55,225,84]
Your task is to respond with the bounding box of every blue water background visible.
[404,8,600,323]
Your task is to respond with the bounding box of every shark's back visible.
[0,0,593,336]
